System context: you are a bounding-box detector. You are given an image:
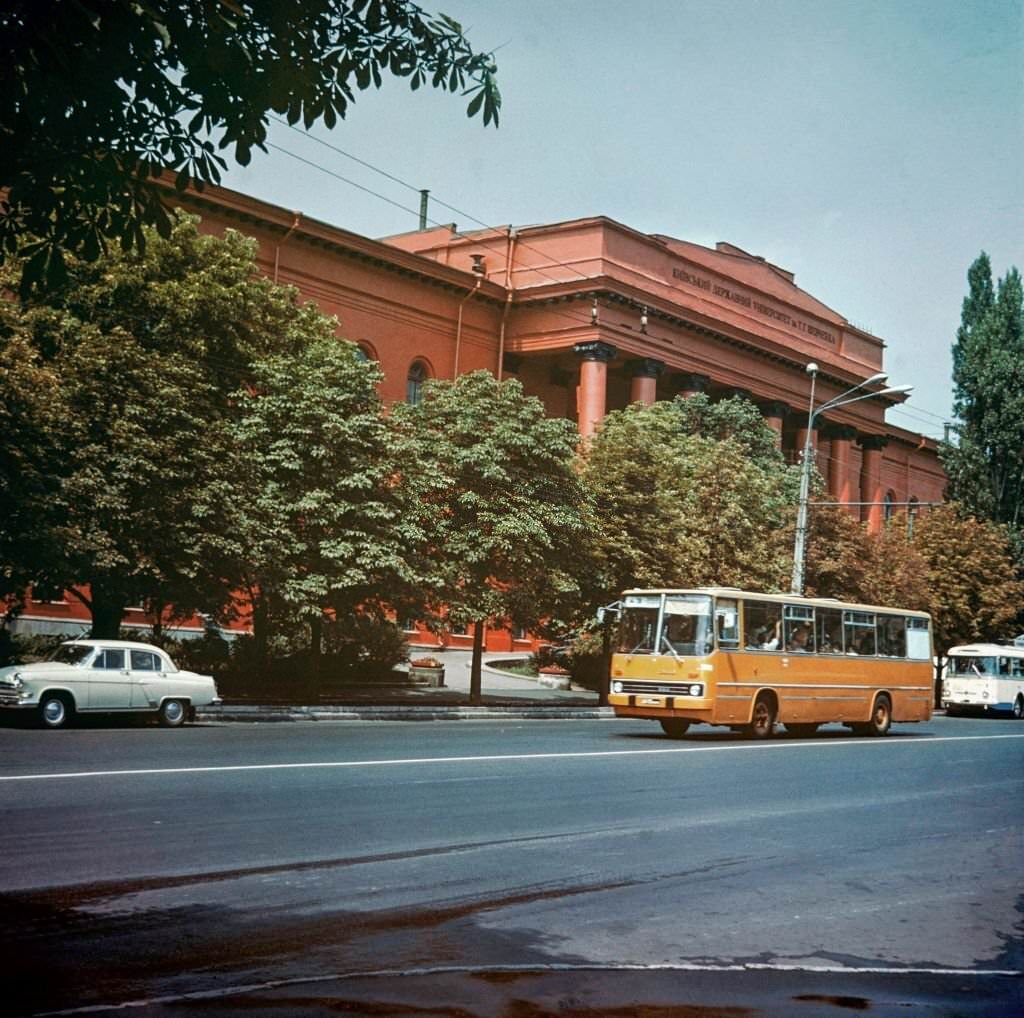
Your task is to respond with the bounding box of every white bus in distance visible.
[942,643,1024,719]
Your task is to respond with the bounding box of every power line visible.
[260,126,949,450]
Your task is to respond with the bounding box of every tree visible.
[911,504,1023,656]
[1,0,500,295]
[581,396,801,596]
[222,334,420,685]
[391,372,597,704]
[0,214,343,636]
[942,253,1024,538]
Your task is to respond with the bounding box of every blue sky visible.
[220,0,1022,439]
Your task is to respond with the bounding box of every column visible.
[823,424,857,509]
[673,372,710,399]
[757,401,788,449]
[858,435,888,533]
[574,341,616,438]
[795,420,821,469]
[627,357,664,405]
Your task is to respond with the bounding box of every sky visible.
[220,0,1023,440]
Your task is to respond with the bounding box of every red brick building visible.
[12,182,946,648]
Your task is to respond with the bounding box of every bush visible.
[0,630,65,666]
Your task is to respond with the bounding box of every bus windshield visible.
[616,593,713,657]
[662,595,713,656]
[948,656,996,677]
[617,595,660,655]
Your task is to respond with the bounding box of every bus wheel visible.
[659,718,690,739]
[784,723,819,738]
[859,694,892,737]
[746,696,776,739]
[1012,697,1023,720]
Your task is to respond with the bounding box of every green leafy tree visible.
[1,0,500,295]
[911,504,1023,656]
[222,334,420,686]
[942,254,1024,539]
[581,396,801,596]
[392,371,597,703]
[0,214,339,636]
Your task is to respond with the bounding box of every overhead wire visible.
[261,121,949,437]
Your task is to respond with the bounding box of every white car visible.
[0,639,221,728]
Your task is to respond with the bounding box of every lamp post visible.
[790,365,913,595]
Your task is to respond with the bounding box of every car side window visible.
[131,650,158,671]
[96,649,126,670]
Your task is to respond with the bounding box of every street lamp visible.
[790,364,913,595]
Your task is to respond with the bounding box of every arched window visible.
[883,490,895,523]
[907,496,919,538]
[407,360,429,405]
[355,341,377,362]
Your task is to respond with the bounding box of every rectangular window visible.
[662,595,713,656]
[783,604,815,653]
[617,595,661,655]
[130,650,159,671]
[844,611,876,656]
[716,598,739,650]
[877,615,907,657]
[743,600,782,651]
[96,649,126,670]
[906,617,931,660]
[816,607,844,654]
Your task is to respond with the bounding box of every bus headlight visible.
[612,681,623,694]
[689,684,703,696]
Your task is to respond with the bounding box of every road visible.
[0,713,1021,1016]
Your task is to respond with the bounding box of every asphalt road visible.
[0,713,1021,1017]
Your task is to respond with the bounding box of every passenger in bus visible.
[758,621,781,650]
[787,625,811,652]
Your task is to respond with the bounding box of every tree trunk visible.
[469,620,485,705]
[599,621,612,707]
[307,614,323,701]
[89,581,125,639]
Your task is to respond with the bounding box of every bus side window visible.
[878,615,906,657]
[783,604,815,653]
[817,607,843,654]
[999,657,1011,676]
[716,598,740,650]
[744,600,782,650]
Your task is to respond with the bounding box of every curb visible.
[196,705,615,723]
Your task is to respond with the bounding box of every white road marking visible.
[2,733,1023,783]
[31,961,1023,1015]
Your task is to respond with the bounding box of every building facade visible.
[11,182,946,649]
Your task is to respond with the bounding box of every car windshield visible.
[46,643,94,666]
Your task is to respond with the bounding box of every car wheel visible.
[158,699,188,728]
[659,718,690,739]
[784,723,819,737]
[746,695,776,739]
[860,694,892,737]
[1013,697,1023,720]
[39,693,73,729]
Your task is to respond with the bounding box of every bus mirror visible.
[597,602,621,624]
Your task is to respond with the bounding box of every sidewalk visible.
[198,651,610,723]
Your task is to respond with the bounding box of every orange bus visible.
[608,588,933,738]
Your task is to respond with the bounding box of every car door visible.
[88,648,132,709]
[129,649,163,708]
